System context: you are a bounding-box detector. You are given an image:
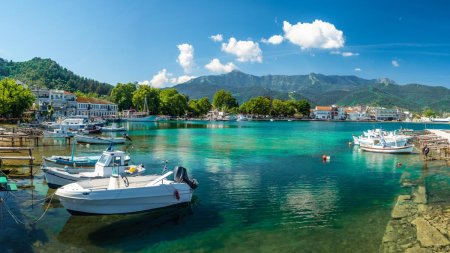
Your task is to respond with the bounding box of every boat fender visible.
[174,190,180,200]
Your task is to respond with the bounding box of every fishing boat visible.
[360,144,414,154]
[44,155,101,168]
[360,139,414,154]
[100,124,126,132]
[75,134,129,144]
[81,124,101,134]
[43,150,145,188]
[43,127,76,138]
[55,166,198,215]
[236,114,248,121]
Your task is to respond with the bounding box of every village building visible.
[76,97,118,117]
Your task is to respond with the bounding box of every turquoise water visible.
[1,121,449,252]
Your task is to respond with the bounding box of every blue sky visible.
[1,0,450,88]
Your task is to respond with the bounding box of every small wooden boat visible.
[100,126,126,132]
[360,144,414,154]
[75,135,127,144]
[44,128,76,138]
[44,155,101,168]
[81,124,101,134]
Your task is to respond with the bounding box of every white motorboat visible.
[43,127,76,138]
[56,166,198,215]
[43,150,144,188]
[236,114,248,121]
[360,139,414,154]
[75,134,128,144]
[360,144,414,154]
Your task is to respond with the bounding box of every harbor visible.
[0,121,449,252]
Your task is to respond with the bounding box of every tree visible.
[422,108,436,118]
[132,85,160,114]
[297,99,311,118]
[188,97,211,117]
[47,104,54,120]
[212,89,238,112]
[240,96,271,116]
[110,83,137,111]
[160,89,189,116]
[271,99,295,117]
[0,78,35,118]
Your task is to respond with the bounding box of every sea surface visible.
[1,121,449,253]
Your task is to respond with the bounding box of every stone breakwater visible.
[381,179,450,252]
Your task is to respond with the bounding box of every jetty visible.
[0,147,35,176]
[0,127,43,147]
[415,129,450,161]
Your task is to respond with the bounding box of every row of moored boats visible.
[353,128,415,154]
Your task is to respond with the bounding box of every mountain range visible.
[174,71,450,112]
[0,57,448,112]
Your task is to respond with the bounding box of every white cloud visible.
[176,75,195,84]
[354,68,362,72]
[149,69,173,88]
[261,35,284,45]
[177,43,194,73]
[138,80,150,86]
[283,20,344,49]
[205,58,236,74]
[140,69,194,88]
[210,34,223,42]
[341,52,359,57]
[392,60,400,67]
[330,51,359,57]
[221,37,262,62]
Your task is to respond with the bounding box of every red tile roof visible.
[315,106,332,111]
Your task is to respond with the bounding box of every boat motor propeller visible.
[174,166,198,190]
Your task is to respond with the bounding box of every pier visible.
[415,129,450,161]
[0,127,43,147]
[0,147,35,176]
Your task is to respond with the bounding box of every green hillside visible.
[0,57,112,95]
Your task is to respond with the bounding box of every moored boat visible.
[100,125,126,132]
[56,166,198,215]
[360,140,414,154]
[43,127,76,138]
[43,155,101,168]
[43,150,144,188]
[75,134,128,144]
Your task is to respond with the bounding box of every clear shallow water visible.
[1,121,449,252]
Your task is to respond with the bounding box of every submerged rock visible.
[411,217,450,247]
[392,195,412,219]
[414,186,427,204]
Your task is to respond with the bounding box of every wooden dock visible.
[0,147,35,175]
[416,130,450,161]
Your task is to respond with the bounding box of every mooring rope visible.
[0,192,55,225]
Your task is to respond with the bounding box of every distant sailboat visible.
[125,97,158,122]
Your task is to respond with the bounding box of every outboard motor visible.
[174,166,198,190]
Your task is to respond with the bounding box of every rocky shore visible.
[381,173,450,253]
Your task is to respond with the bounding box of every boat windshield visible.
[97,154,109,165]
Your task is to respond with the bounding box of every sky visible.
[1,0,450,88]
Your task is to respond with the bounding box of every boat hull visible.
[44,155,100,167]
[75,135,126,144]
[360,145,414,154]
[56,181,193,214]
[126,115,158,122]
